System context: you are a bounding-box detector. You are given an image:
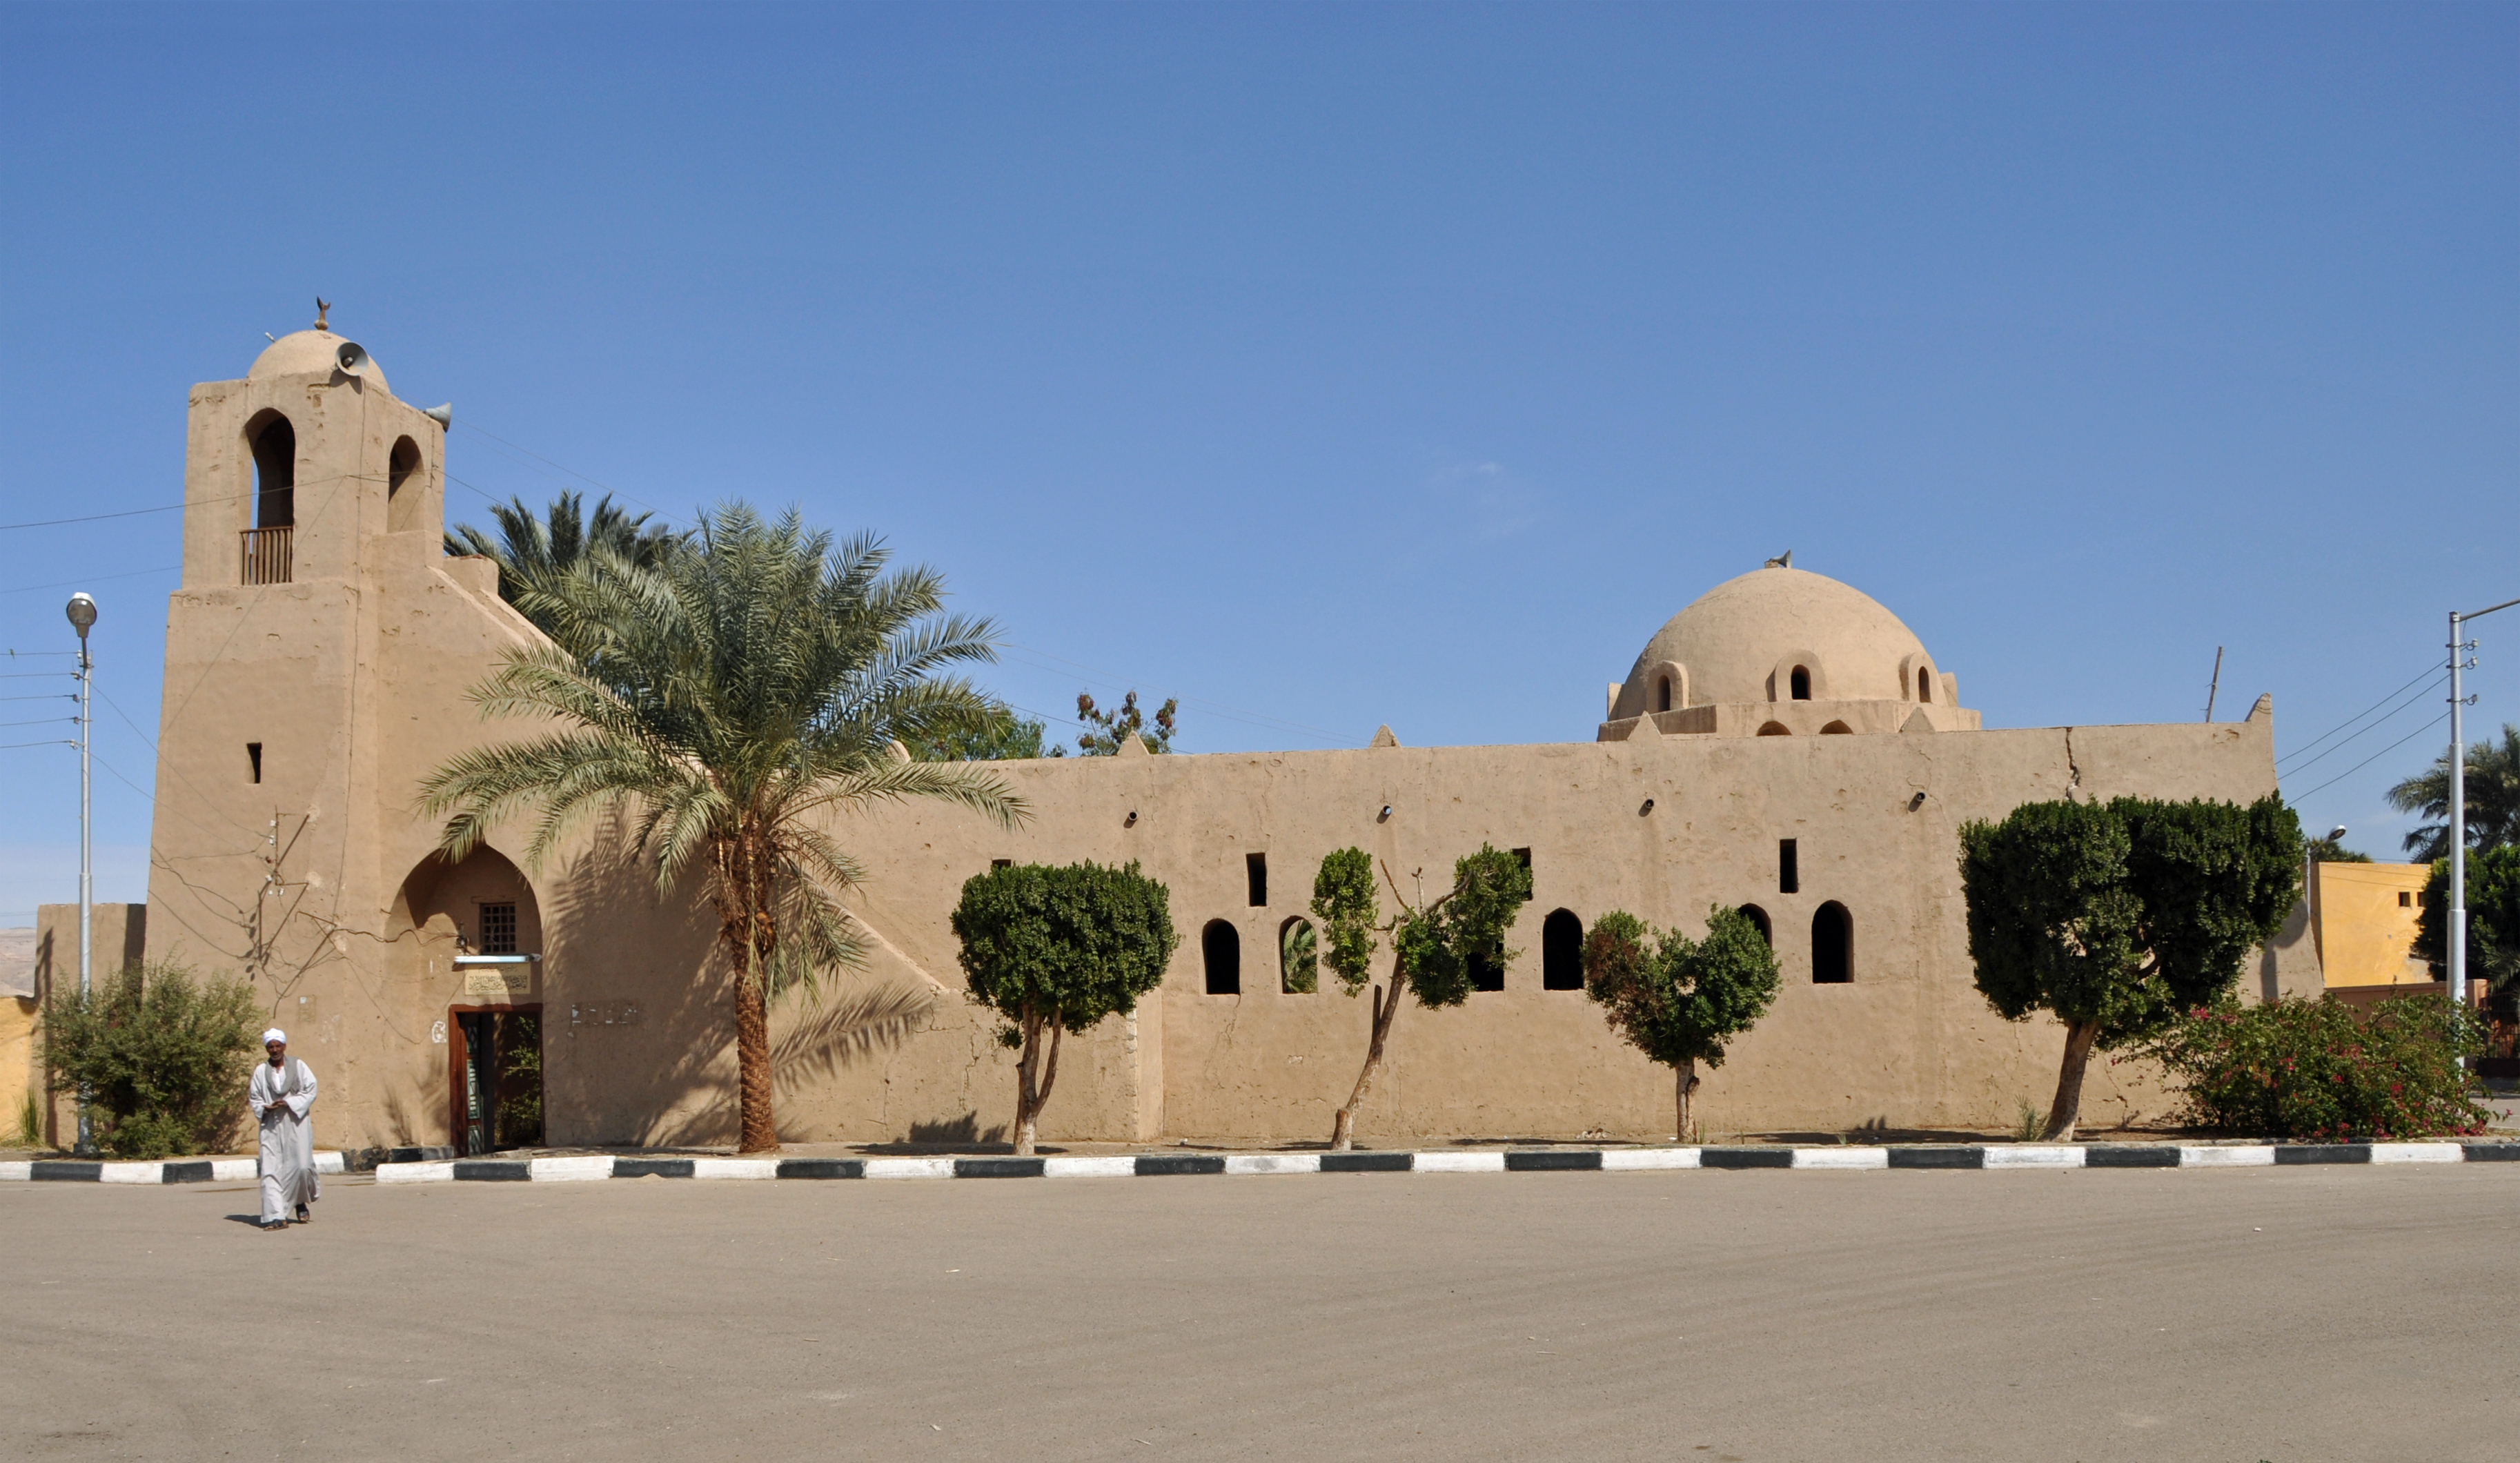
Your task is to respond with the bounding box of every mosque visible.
[111,320,2300,1152]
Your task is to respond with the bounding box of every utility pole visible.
[2203,646,2224,722]
[64,593,96,1155]
[2448,595,2520,1019]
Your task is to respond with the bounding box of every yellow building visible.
[2310,861,2432,990]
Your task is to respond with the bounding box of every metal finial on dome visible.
[1764,549,1793,569]
[314,297,331,332]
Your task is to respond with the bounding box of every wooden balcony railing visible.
[240,525,293,585]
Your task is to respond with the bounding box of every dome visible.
[1620,566,1936,708]
[249,328,388,395]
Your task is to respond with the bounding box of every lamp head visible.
[2325,825,2348,843]
[63,593,97,638]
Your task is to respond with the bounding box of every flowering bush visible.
[2140,994,2489,1141]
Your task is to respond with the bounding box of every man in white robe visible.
[248,1029,319,1228]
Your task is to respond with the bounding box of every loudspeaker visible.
[335,341,370,374]
[422,402,453,429]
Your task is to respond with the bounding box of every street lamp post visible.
[64,592,96,1156]
[2448,595,2520,1021]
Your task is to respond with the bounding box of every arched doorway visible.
[392,847,547,1152]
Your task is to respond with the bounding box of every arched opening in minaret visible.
[387,436,424,533]
[1654,676,1672,714]
[249,413,295,528]
[1789,666,1811,700]
[1918,669,1933,703]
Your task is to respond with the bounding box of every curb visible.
[0,1152,348,1185]
[8,1143,2513,1186]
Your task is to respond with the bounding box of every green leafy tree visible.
[1074,690,1179,755]
[952,861,1179,1155]
[2414,844,2520,1023]
[420,504,1026,1153]
[42,961,261,1159]
[1959,794,2302,1141]
[446,489,682,636]
[1582,907,1782,1141]
[1310,844,1531,1150]
[2387,723,2520,861]
[2306,836,2370,865]
[909,703,1063,761]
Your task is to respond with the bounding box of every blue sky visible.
[0,3,2512,924]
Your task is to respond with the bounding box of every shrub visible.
[42,961,262,1158]
[2140,994,2489,1141]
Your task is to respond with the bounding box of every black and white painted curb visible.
[364,1140,2520,1181]
[8,1143,2515,1186]
[0,1152,349,1184]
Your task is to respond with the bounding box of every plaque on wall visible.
[462,968,533,999]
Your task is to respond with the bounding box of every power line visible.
[0,566,181,598]
[2276,659,2445,769]
[0,738,72,750]
[2276,671,2448,778]
[2287,711,2450,803]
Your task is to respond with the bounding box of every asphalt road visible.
[4,1165,2510,1462]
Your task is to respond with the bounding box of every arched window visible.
[1820,720,1853,735]
[1542,908,1584,990]
[1789,666,1811,700]
[1757,721,1791,736]
[1918,669,1933,703]
[1468,941,1505,992]
[1203,920,1241,995]
[387,436,423,533]
[1199,926,1239,992]
[1654,676,1672,714]
[1811,901,1853,983]
[1279,917,1317,994]
[1738,904,1773,946]
[250,413,295,528]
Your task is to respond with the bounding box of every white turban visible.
[262,1028,287,1045]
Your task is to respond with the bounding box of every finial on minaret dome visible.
[314,297,331,331]
[1764,549,1793,569]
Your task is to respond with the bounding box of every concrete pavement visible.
[3,1164,2510,1461]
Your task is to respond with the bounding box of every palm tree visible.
[446,490,682,633]
[419,504,1027,1152]
[2386,723,2520,860]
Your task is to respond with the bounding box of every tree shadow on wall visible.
[540,816,942,1149]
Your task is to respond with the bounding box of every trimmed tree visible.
[1582,907,1781,1141]
[2414,843,2520,1023]
[1310,844,1530,1150]
[1959,794,2301,1141]
[952,861,1179,1155]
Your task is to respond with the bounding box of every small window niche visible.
[1468,941,1505,992]
[246,742,263,784]
[990,858,1013,870]
[1279,916,1317,994]
[1779,838,1799,895]
[1541,908,1584,990]
[1203,920,1241,996]
[1739,903,1773,946]
[1811,901,1853,983]
[1789,666,1812,700]
[1918,669,1933,703]
[2399,890,2412,907]
[1246,852,1268,907]
[1654,676,1673,714]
